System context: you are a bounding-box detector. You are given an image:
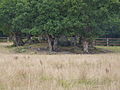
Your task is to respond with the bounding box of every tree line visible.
[0,0,120,53]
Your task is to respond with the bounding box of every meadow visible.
[0,43,120,90]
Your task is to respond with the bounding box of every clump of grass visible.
[58,79,74,88]
[14,47,27,53]
[14,56,19,60]
[77,79,98,85]
[39,75,54,82]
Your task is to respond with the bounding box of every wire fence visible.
[95,38,120,46]
[0,37,10,42]
[0,37,120,46]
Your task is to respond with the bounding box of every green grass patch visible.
[96,46,120,53]
[58,79,74,88]
[4,42,120,54]
[8,43,48,54]
[57,78,114,89]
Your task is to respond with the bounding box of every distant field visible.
[96,46,120,53]
[0,43,120,90]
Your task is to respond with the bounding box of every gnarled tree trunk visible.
[71,36,77,46]
[12,32,24,46]
[89,40,95,49]
[24,34,32,45]
[47,35,58,52]
[82,39,89,53]
[78,36,83,47]
[53,38,58,50]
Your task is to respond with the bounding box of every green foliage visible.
[34,0,65,37]
[0,0,120,50]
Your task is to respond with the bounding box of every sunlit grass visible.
[0,43,120,90]
[97,46,120,53]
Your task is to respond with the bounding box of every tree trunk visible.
[53,38,58,51]
[71,36,77,46]
[79,36,83,47]
[89,40,95,49]
[47,35,58,52]
[82,39,89,53]
[24,34,32,44]
[12,32,24,46]
[47,35,54,52]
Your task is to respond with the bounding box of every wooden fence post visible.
[7,37,9,42]
[107,38,109,46]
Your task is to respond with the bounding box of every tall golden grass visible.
[0,43,120,90]
[0,53,120,90]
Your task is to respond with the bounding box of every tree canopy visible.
[0,0,120,53]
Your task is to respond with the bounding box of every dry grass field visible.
[0,43,120,90]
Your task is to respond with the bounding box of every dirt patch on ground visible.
[0,42,116,55]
